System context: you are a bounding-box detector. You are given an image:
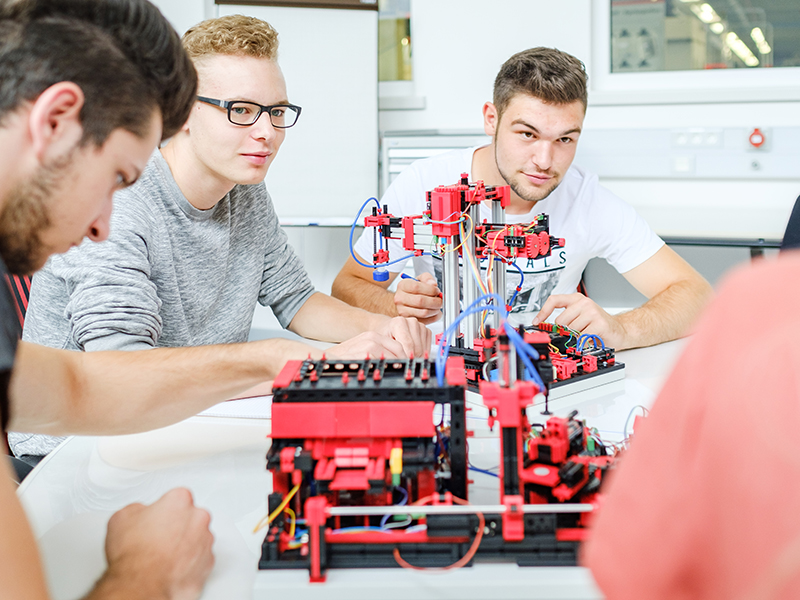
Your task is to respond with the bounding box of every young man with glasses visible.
[18,15,430,457]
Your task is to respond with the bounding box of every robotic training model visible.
[259,331,621,581]
[255,177,627,580]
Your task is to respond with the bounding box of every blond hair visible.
[182,14,278,62]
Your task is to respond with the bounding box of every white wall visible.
[150,0,213,35]
[588,102,800,240]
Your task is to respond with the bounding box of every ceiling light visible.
[725,31,759,67]
[709,22,724,34]
[750,27,772,55]
[690,3,720,24]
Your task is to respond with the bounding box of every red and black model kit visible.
[354,174,624,392]
[258,328,621,581]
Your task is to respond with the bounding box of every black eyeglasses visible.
[196,96,302,128]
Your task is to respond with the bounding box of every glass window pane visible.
[378,0,412,82]
[611,0,800,72]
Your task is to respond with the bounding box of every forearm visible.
[228,380,274,400]
[85,570,163,600]
[8,337,324,436]
[288,292,389,343]
[616,277,713,350]
[331,271,399,318]
[0,462,50,600]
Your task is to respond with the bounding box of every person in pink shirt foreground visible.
[584,252,800,600]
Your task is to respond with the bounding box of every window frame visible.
[590,0,800,106]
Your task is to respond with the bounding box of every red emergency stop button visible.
[749,128,766,148]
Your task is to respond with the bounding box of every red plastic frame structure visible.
[259,337,620,581]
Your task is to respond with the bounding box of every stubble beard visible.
[0,153,73,275]
[494,142,561,206]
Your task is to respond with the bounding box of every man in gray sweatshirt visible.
[18,15,430,456]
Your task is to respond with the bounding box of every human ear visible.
[483,102,498,136]
[28,81,85,161]
[177,100,201,137]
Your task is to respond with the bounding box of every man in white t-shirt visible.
[332,47,712,350]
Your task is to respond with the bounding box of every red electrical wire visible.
[392,495,484,571]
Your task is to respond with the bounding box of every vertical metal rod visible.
[461,203,481,346]
[496,339,506,387]
[507,333,517,384]
[442,236,461,341]
[491,201,506,330]
[496,332,517,388]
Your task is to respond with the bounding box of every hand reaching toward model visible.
[394,273,443,325]
[533,293,628,350]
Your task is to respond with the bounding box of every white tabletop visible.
[18,339,686,600]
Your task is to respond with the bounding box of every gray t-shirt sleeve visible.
[256,189,316,328]
[76,194,162,350]
[26,191,162,351]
